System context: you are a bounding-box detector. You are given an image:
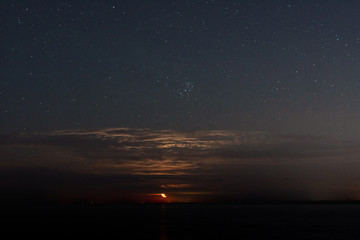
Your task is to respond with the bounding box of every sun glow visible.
[161,193,167,198]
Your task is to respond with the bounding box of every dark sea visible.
[1,203,360,239]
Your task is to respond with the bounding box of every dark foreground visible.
[1,203,360,239]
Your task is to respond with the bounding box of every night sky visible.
[2,0,360,203]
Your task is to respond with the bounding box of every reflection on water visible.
[1,203,360,239]
[160,204,167,240]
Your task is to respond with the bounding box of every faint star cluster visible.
[177,80,194,101]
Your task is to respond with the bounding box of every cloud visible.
[161,184,192,189]
[1,128,360,202]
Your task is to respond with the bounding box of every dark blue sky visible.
[2,0,360,138]
[2,1,360,203]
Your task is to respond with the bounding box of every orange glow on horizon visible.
[145,193,168,202]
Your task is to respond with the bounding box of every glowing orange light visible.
[161,193,167,198]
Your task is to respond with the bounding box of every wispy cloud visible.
[1,128,360,202]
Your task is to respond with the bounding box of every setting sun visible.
[161,193,167,198]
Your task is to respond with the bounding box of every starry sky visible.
[2,0,360,203]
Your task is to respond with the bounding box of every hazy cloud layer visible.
[1,128,360,203]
